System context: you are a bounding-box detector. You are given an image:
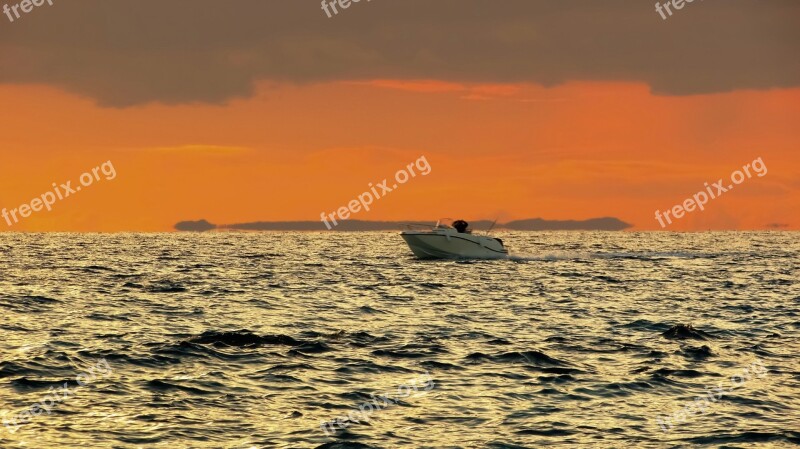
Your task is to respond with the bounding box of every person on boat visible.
[452,220,469,233]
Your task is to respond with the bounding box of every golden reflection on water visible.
[0,232,798,448]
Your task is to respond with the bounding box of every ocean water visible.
[0,232,798,449]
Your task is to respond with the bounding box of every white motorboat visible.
[400,219,508,259]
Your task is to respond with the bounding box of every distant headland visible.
[174,217,632,232]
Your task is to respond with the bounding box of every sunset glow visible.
[1,81,797,231]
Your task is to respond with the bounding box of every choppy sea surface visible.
[0,232,798,449]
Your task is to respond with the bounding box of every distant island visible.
[174,217,632,232]
[174,219,217,232]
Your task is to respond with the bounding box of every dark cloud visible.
[1,0,797,106]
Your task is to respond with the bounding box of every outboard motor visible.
[453,220,469,233]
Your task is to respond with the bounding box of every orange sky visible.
[0,80,798,232]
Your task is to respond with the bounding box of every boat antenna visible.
[486,218,498,234]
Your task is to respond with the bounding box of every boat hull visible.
[400,232,508,260]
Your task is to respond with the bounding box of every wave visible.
[188,330,300,348]
[662,324,716,340]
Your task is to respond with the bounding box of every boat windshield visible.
[435,218,454,228]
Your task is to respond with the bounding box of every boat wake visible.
[507,250,709,261]
[507,251,594,261]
